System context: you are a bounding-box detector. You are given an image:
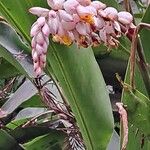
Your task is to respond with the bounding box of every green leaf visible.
[24,132,65,150]
[0,59,20,78]
[0,129,24,150]
[8,126,66,144]
[47,42,114,150]
[6,119,28,130]
[127,124,150,150]
[123,86,150,135]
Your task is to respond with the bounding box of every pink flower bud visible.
[42,23,50,36]
[76,0,91,6]
[32,51,38,62]
[48,17,59,34]
[37,17,46,27]
[47,0,65,10]
[42,42,48,54]
[36,32,45,45]
[103,7,118,20]
[29,7,49,16]
[117,11,133,25]
[91,1,106,10]
[49,10,57,18]
[63,0,79,14]
[36,44,44,55]
[58,10,73,22]
[77,5,97,16]
[30,23,39,37]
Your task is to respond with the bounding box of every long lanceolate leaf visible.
[47,43,114,149]
[0,0,115,149]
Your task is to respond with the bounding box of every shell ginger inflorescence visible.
[29,0,135,76]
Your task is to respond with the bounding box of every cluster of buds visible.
[30,0,135,76]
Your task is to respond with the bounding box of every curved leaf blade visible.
[47,42,114,149]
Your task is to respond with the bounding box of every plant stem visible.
[124,23,150,98]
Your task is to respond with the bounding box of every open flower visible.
[77,5,96,24]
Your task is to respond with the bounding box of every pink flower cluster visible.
[30,0,134,76]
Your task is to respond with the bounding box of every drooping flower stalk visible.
[29,0,135,76]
